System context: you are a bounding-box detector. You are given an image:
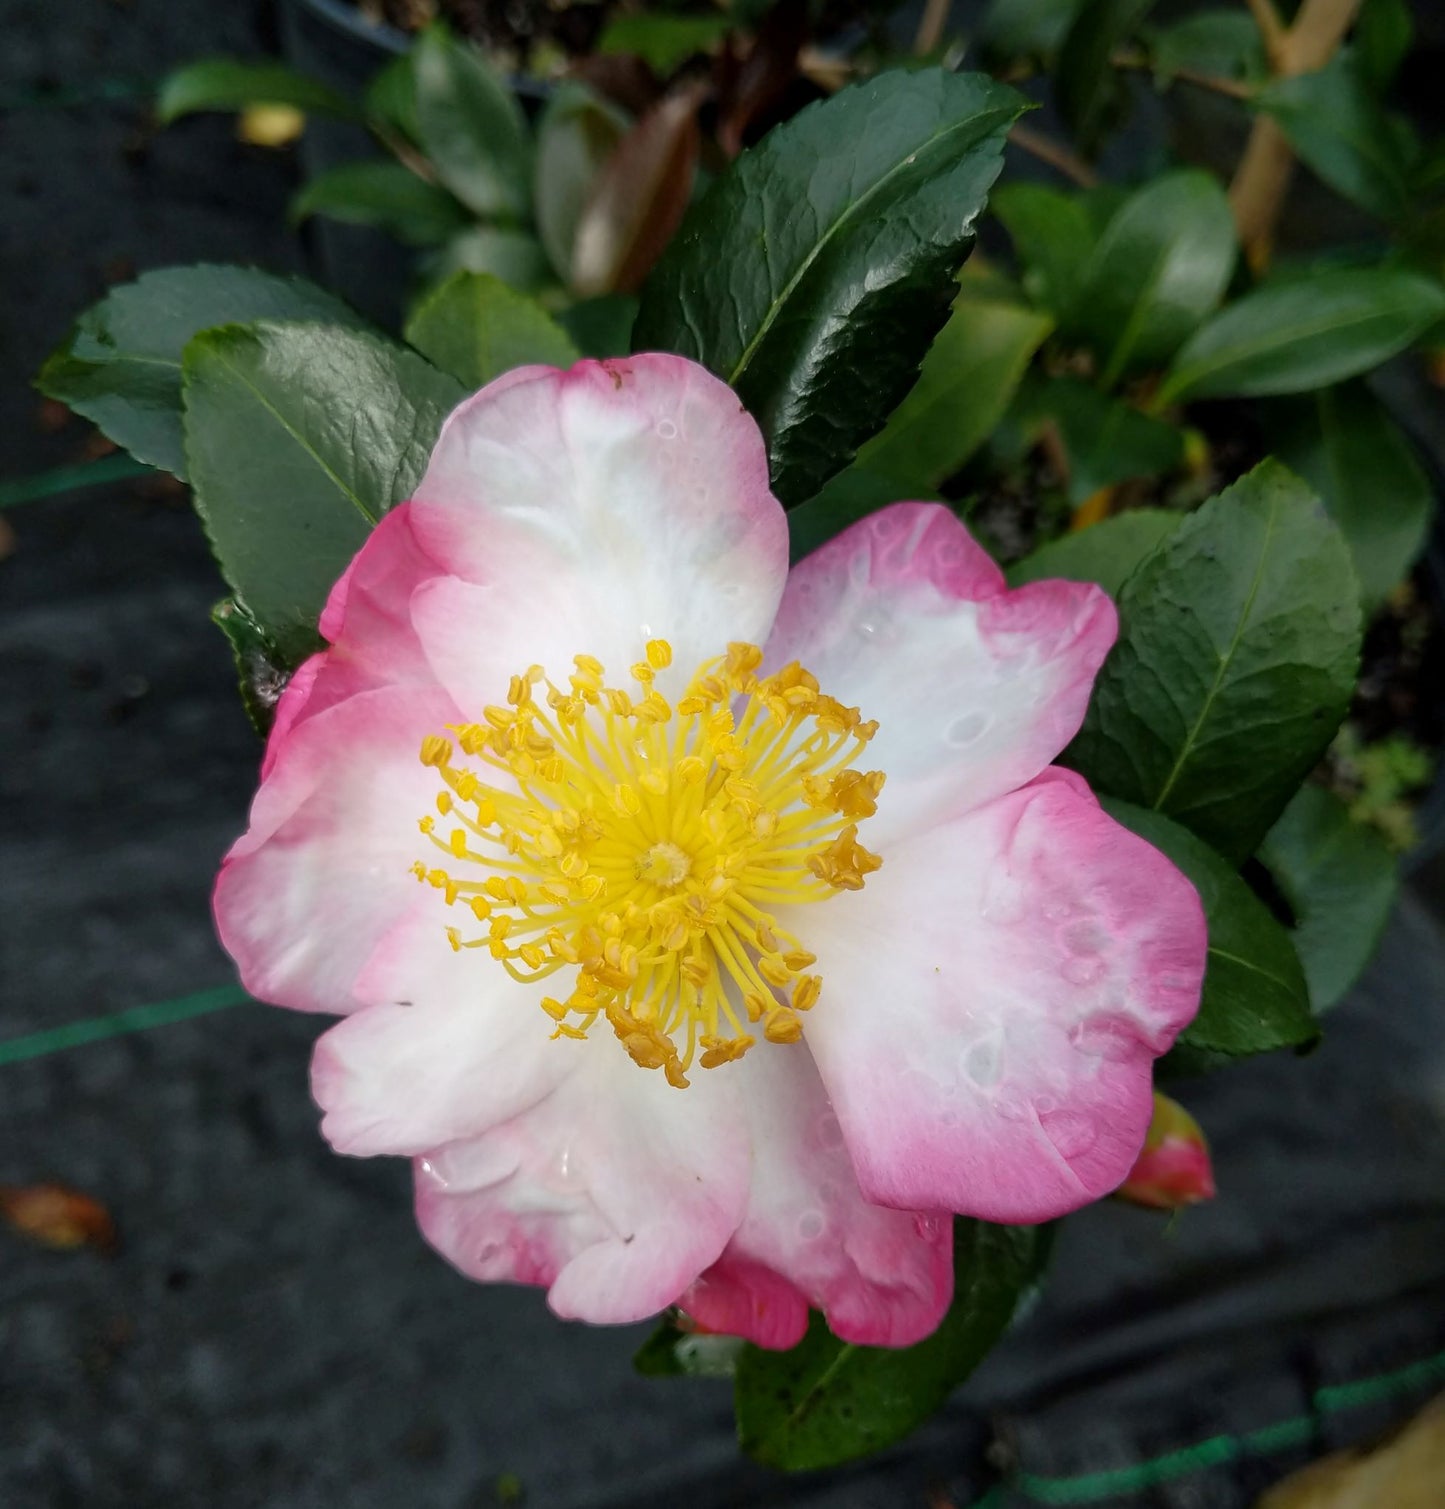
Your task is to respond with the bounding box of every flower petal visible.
[413,1046,749,1325]
[263,503,449,772]
[407,355,788,688]
[794,771,1206,1223]
[682,1044,952,1349]
[767,503,1116,843]
[310,909,570,1155]
[214,684,458,1014]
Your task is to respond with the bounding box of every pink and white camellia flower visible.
[214,354,1207,1350]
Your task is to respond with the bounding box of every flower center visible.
[412,639,884,1088]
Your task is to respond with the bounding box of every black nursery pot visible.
[278,0,412,326]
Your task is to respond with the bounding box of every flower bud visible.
[1117,1092,1215,1211]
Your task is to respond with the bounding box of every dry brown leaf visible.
[1258,1393,1445,1509]
[0,1183,118,1255]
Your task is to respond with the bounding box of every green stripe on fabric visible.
[0,983,251,1065]
[1007,1343,1445,1503]
[0,454,159,509]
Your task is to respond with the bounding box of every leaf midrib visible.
[202,340,380,527]
[1150,495,1278,812]
[1164,296,1422,401]
[726,103,1015,387]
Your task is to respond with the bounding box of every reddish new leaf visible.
[1,1183,118,1254]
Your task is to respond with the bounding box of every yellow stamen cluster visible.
[412,639,883,1088]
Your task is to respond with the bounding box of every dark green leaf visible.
[1006,507,1181,595]
[557,294,638,358]
[1268,381,1432,608]
[413,24,532,220]
[854,295,1052,487]
[979,0,1087,58]
[35,264,368,479]
[1144,10,1266,84]
[1066,460,1362,864]
[364,53,421,145]
[634,68,1027,505]
[211,595,295,736]
[1256,55,1414,222]
[598,13,732,73]
[181,322,465,663]
[404,270,578,387]
[1354,0,1413,94]
[736,1221,1049,1471]
[1258,784,1398,1012]
[1012,375,1185,503]
[1056,0,1159,153]
[534,84,631,286]
[1071,170,1236,385]
[1102,799,1316,1055]
[156,58,358,123]
[991,182,1096,317]
[633,1315,745,1377]
[290,160,472,246]
[1158,268,1445,404]
[787,467,943,564]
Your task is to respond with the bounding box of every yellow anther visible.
[763,1007,804,1044]
[414,642,883,1086]
[420,735,452,768]
[758,953,793,987]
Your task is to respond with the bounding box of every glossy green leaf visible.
[786,468,942,565]
[1006,507,1181,596]
[855,296,1052,488]
[1072,170,1236,385]
[1056,0,1159,152]
[1144,10,1265,84]
[1102,799,1315,1055]
[1011,376,1184,503]
[735,1221,1050,1470]
[35,264,368,479]
[1066,460,1362,864]
[1354,0,1413,94]
[413,24,532,220]
[404,270,578,387]
[1269,381,1432,608]
[1258,784,1398,1012]
[634,68,1027,505]
[1256,56,1414,222]
[1158,268,1445,404]
[534,84,631,286]
[290,159,472,246]
[156,58,358,123]
[598,13,731,73]
[991,182,1096,318]
[181,322,465,664]
[979,0,1087,57]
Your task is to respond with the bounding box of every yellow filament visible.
[413,640,884,1088]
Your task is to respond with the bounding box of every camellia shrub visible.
[36,0,1442,1468]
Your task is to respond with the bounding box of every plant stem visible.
[1009,124,1099,189]
[913,0,953,57]
[1228,0,1365,269]
[1111,49,1254,101]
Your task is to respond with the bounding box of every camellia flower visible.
[215,355,1207,1349]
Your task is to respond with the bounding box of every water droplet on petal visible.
[657,419,678,439]
[945,711,990,748]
